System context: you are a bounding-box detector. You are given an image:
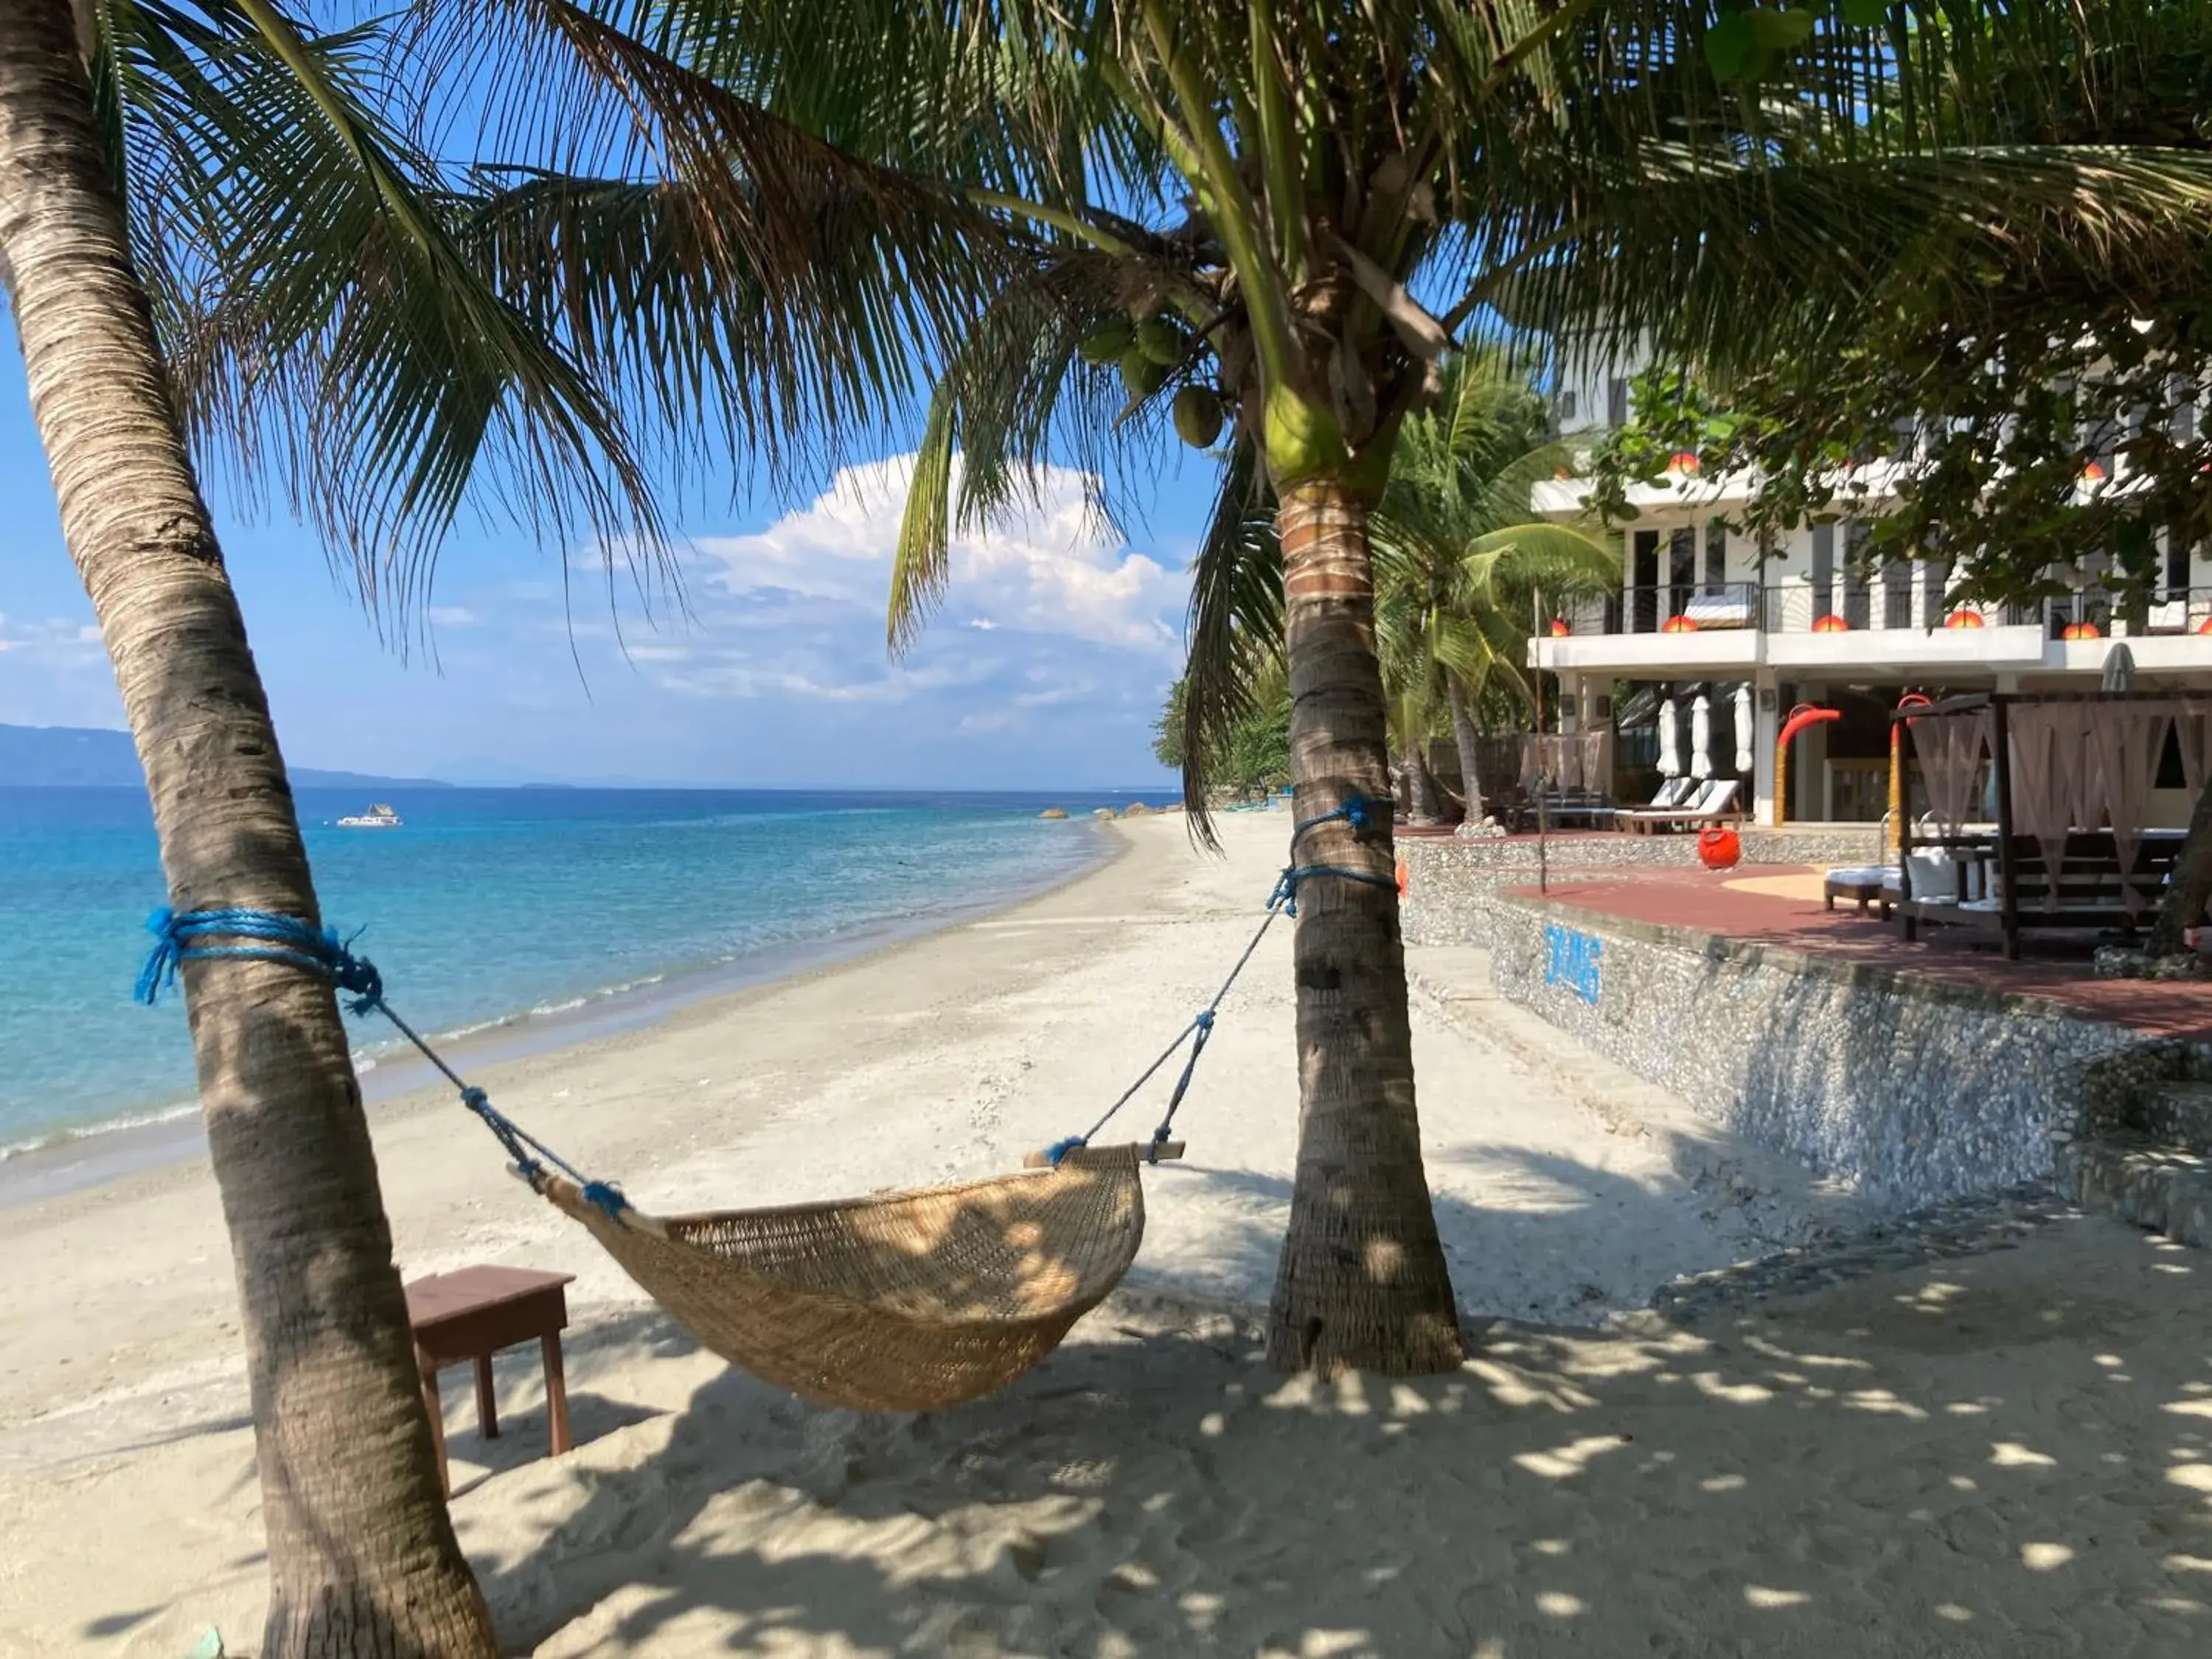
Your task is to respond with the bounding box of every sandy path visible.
[7,814,2204,1655]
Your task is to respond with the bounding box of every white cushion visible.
[1826,866,1890,886]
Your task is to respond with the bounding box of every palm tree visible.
[722,0,2212,1376]
[0,3,988,1649]
[1374,353,1618,826]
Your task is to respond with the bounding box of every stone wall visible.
[1400,824,1883,949]
[1483,894,2171,1208]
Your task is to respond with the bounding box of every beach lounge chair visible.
[1616,777,1742,835]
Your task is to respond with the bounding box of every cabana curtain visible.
[1911,697,2198,912]
[1907,706,1989,839]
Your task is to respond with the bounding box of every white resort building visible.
[1527,358,2212,828]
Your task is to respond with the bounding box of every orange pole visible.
[1775,704,1842,829]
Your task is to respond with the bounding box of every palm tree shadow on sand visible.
[442,1159,2212,1658]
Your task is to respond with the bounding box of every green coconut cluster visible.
[1079,310,1223,448]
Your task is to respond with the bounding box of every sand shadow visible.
[471,1223,2212,1657]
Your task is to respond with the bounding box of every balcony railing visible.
[1546,583,2212,640]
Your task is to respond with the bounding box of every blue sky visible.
[0,319,1208,790]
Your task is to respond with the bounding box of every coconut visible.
[1135,317,1188,366]
[1120,350,1170,400]
[1172,386,1224,448]
[1077,318,1133,365]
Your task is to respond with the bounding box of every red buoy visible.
[1698,824,1742,870]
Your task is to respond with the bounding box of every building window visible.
[1632,530,1660,632]
[1607,377,1629,428]
[1882,560,1913,630]
[1922,555,1954,630]
[1704,519,1727,591]
[2167,529,2192,600]
[1842,521,1873,628]
[1669,526,1697,615]
[1557,388,1578,423]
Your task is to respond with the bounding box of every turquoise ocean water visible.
[0,786,1133,1155]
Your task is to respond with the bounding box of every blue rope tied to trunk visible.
[135,908,629,1221]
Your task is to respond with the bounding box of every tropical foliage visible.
[1154,667,1292,798]
[689,0,2212,1375]
[18,2,2212,1644]
[3,3,1003,1651]
[1373,354,1617,821]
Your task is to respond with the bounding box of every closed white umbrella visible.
[1733,683,1754,773]
[2103,641,2138,693]
[1691,694,1714,780]
[1657,696,1681,778]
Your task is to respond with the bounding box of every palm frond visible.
[889,379,959,654]
[1178,441,1279,846]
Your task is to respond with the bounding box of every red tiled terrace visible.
[1514,864,2212,1042]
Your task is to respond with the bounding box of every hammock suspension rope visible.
[130,795,1399,1411]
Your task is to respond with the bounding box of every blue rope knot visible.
[1292,793,1378,845]
[135,906,385,1010]
[580,1180,630,1219]
[1194,1009,1215,1031]
[1043,1135,1087,1167]
[1272,863,1398,917]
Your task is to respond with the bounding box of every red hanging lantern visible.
[1661,614,1699,633]
[2062,621,2103,641]
[1666,450,1701,473]
[1697,824,1742,870]
[1549,617,1571,638]
[1811,613,1851,633]
[2196,617,2212,636]
[1944,609,1986,630]
[2081,461,2107,484]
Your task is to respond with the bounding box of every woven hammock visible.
[539,1142,1173,1412]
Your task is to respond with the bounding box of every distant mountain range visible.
[0,723,449,790]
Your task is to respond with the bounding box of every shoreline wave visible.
[0,821,1113,1174]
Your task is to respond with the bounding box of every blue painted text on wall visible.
[1543,923,1602,1004]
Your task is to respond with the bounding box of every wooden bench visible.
[406,1265,576,1495]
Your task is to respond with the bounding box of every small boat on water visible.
[338,802,403,829]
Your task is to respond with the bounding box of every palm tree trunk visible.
[1404,742,1444,823]
[1266,476,1465,1377]
[0,8,495,1654]
[1447,680,1486,825]
[2148,775,2212,959]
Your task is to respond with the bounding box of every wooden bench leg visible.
[474,1353,500,1440]
[417,1351,449,1498]
[541,1333,572,1457]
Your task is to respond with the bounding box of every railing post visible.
[1992,695,2020,961]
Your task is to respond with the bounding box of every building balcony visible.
[1530,583,2212,678]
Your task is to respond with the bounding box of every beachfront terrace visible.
[1403,830,2212,1242]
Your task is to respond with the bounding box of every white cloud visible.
[0,613,105,661]
[688,454,1185,658]
[426,605,476,627]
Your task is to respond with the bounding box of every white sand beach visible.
[4,815,2211,1656]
